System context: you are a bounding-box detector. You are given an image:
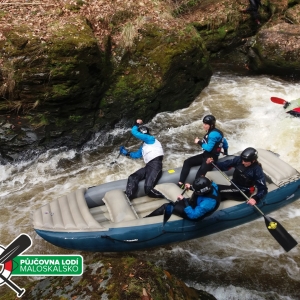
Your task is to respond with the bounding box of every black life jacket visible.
[202,128,224,156]
[232,162,257,188]
[189,185,221,221]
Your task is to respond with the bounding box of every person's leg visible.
[195,159,214,178]
[145,201,187,218]
[243,0,261,23]
[126,167,146,200]
[172,200,188,218]
[217,184,250,201]
[144,203,168,217]
[179,154,204,184]
[144,159,164,198]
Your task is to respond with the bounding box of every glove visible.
[120,146,130,157]
[197,140,203,147]
[223,149,228,156]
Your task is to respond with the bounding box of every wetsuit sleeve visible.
[216,156,240,171]
[184,197,217,219]
[252,167,268,203]
[128,145,143,159]
[222,137,229,152]
[131,125,155,144]
[201,130,223,152]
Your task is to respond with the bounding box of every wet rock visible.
[4,256,216,300]
[248,22,300,76]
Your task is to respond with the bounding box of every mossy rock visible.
[98,24,211,125]
[249,23,300,76]
[1,256,216,300]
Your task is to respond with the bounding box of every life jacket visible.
[189,185,221,220]
[232,162,257,188]
[202,128,224,156]
[142,140,164,164]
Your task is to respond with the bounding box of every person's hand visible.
[120,146,130,156]
[223,149,228,156]
[177,195,184,200]
[247,198,256,206]
[184,183,191,190]
[206,157,214,164]
[195,137,200,144]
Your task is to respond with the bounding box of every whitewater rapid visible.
[1,72,299,299]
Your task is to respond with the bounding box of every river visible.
[1,72,299,299]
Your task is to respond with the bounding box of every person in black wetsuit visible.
[241,0,262,25]
[145,177,221,221]
[207,147,268,206]
[177,115,229,188]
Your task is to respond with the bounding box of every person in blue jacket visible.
[206,147,268,206]
[120,119,165,200]
[145,177,221,221]
[178,115,229,188]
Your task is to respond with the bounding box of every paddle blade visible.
[292,107,300,113]
[0,234,32,264]
[264,216,298,252]
[163,203,175,225]
[270,97,287,105]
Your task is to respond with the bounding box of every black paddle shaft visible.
[111,134,133,164]
[0,234,32,264]
[211,162,298,252]
[0,234,31,297]
[0,273,25,297]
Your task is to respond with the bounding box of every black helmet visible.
[193,177,212,195]
[241,147,258,162]
[203,115,216,127]
[138,126,149,134]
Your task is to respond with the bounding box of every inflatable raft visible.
[32,149,300,252]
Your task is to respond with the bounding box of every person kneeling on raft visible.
[145,177,221,221]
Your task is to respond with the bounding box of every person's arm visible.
[222,137,229,155]
[248,167,268,205]
[131,125,155,144]
[211,156,238,171]
[201,131,222,152]
[184,197,217,219]
[128,145,143,159]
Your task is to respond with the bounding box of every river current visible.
[1,72,299,299]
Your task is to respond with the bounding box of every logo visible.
[0,234,83,297]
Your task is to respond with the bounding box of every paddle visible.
[0,234,31,264]
[292,107,300,113]
[211,162,298,252]
[270,97,288,105]
[0,234,32,296]
[110,134,133,165]
[163,188,187,225]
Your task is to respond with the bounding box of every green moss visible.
[69,115,83,122]
[52,84,71,97]
[217,26,228,39]
[24,113,49,127]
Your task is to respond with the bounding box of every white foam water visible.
[0,73,299,299]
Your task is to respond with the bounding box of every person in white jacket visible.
[120,119,164,200]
